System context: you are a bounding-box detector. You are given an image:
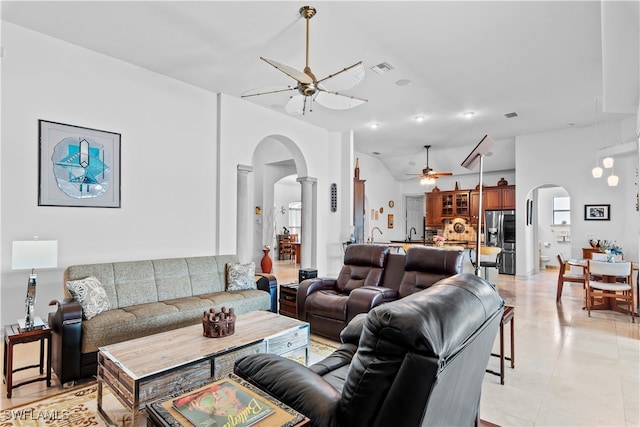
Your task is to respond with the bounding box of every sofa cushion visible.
[66,276,111,320]
[153,258,193,300]
[226,262,256,291]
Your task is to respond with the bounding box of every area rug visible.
[1,339,339,427]
[0,383,121,427]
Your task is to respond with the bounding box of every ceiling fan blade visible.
[285,95,306,115]
[260,57,313,84]
[432,172,453,177]
[316,61,365,91]
[315,89,367,110]
[241,86,295,98]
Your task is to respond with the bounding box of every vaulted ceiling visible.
[2,1,637,180]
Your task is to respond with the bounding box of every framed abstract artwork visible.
[38,120,121,207]
[584,204,610,221]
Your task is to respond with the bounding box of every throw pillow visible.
[226,262,256,291]
[66,276,111,320]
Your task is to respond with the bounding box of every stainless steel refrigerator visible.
[484,210,516,275]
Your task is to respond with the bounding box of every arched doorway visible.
[249,135,314,271]
[526,185,571,275]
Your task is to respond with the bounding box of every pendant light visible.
[592,97,603,178]
[607,165,619,186]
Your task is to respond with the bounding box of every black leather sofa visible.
[297,244,464,340]
[235,273,504,427]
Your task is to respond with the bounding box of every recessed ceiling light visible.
[372,151,380,155]
[566,123,575,127]
[504,112,518,118]
[414,115,426,122]
[396,79,411,86]
[370,123,379,129]
[462,111,475,119]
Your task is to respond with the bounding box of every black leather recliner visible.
[296,244,391,340]
[235,273,504,427]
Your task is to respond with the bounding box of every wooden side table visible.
[279,283,299,318]
[486,305,515,385]
[3,323,52,398]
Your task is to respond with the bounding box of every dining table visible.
[568,259,639,314]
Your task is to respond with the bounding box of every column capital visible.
[237,164,253,174]
[296,176,317,184]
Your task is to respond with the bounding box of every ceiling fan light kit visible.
[407,145,453,185]
[242,5,367,115]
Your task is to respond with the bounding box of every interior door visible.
[406,195,426,240]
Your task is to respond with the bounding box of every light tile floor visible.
[2,262,638,426]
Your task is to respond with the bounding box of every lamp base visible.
[24,273,37,330]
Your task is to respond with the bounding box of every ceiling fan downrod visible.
[300,6,317,81]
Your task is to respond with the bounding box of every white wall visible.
[216,94,351,277]
[353,153,404,242]
[1,23,219,324]
[516,118,639,277]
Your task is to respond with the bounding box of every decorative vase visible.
[261,249,273,274]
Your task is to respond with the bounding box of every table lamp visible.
[12,239,58,329]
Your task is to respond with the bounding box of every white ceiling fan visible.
[241,5,367,115]
[406,145,453,185]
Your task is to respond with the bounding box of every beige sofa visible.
[48,255,276,384]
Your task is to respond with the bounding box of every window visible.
[553,197,570,225]
[288,202,301,235]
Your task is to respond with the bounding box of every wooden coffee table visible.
[97,310,309,426]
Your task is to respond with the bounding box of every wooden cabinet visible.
[484,187,503,210]
[501,185,516,209]
[425,192,442,227]
[353,179,366,243]
[429,185,515,226]
[454,191,470,216]
[279,283,299,318]
[469,185,516,224]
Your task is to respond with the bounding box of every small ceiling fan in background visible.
[407,145,453,185]
[241,5,367,115]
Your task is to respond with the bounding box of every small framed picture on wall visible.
[387,214,394,229]
[584,204,610,221]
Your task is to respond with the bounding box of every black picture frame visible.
[38,120,121,208]
[584,204,610,221]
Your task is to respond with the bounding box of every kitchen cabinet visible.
[425,192,442,227]
[426,190,470,225]
[469,185,516,224]
[354,178,365,243]
[501,185,516,209]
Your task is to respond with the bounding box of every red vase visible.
[261,249,273,274]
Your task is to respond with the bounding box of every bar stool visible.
[486,305,515,385]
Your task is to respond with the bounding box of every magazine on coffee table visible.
[172,379,275,427]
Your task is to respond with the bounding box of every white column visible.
[237,164,252,263]
[297,176,316,269]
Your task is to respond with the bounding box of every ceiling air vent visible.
[370,62,395,75]
[504,112,518,118]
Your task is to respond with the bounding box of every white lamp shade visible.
[607,174,619,186]
[602,156,614,168]
[12,240,58,270]
[591,166,603,178]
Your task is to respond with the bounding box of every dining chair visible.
[556,254,586,302]
[586,260,635,322]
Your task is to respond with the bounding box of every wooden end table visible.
[279,282,299,318]
[3,323,52,398]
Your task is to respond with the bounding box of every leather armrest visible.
[346,286,399,322]
[48,298,82,328]
[255,274,278,312]
[234,354,340,426]
[48,298,83,385]
[296,278,337,320]
[340,312,366,345]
